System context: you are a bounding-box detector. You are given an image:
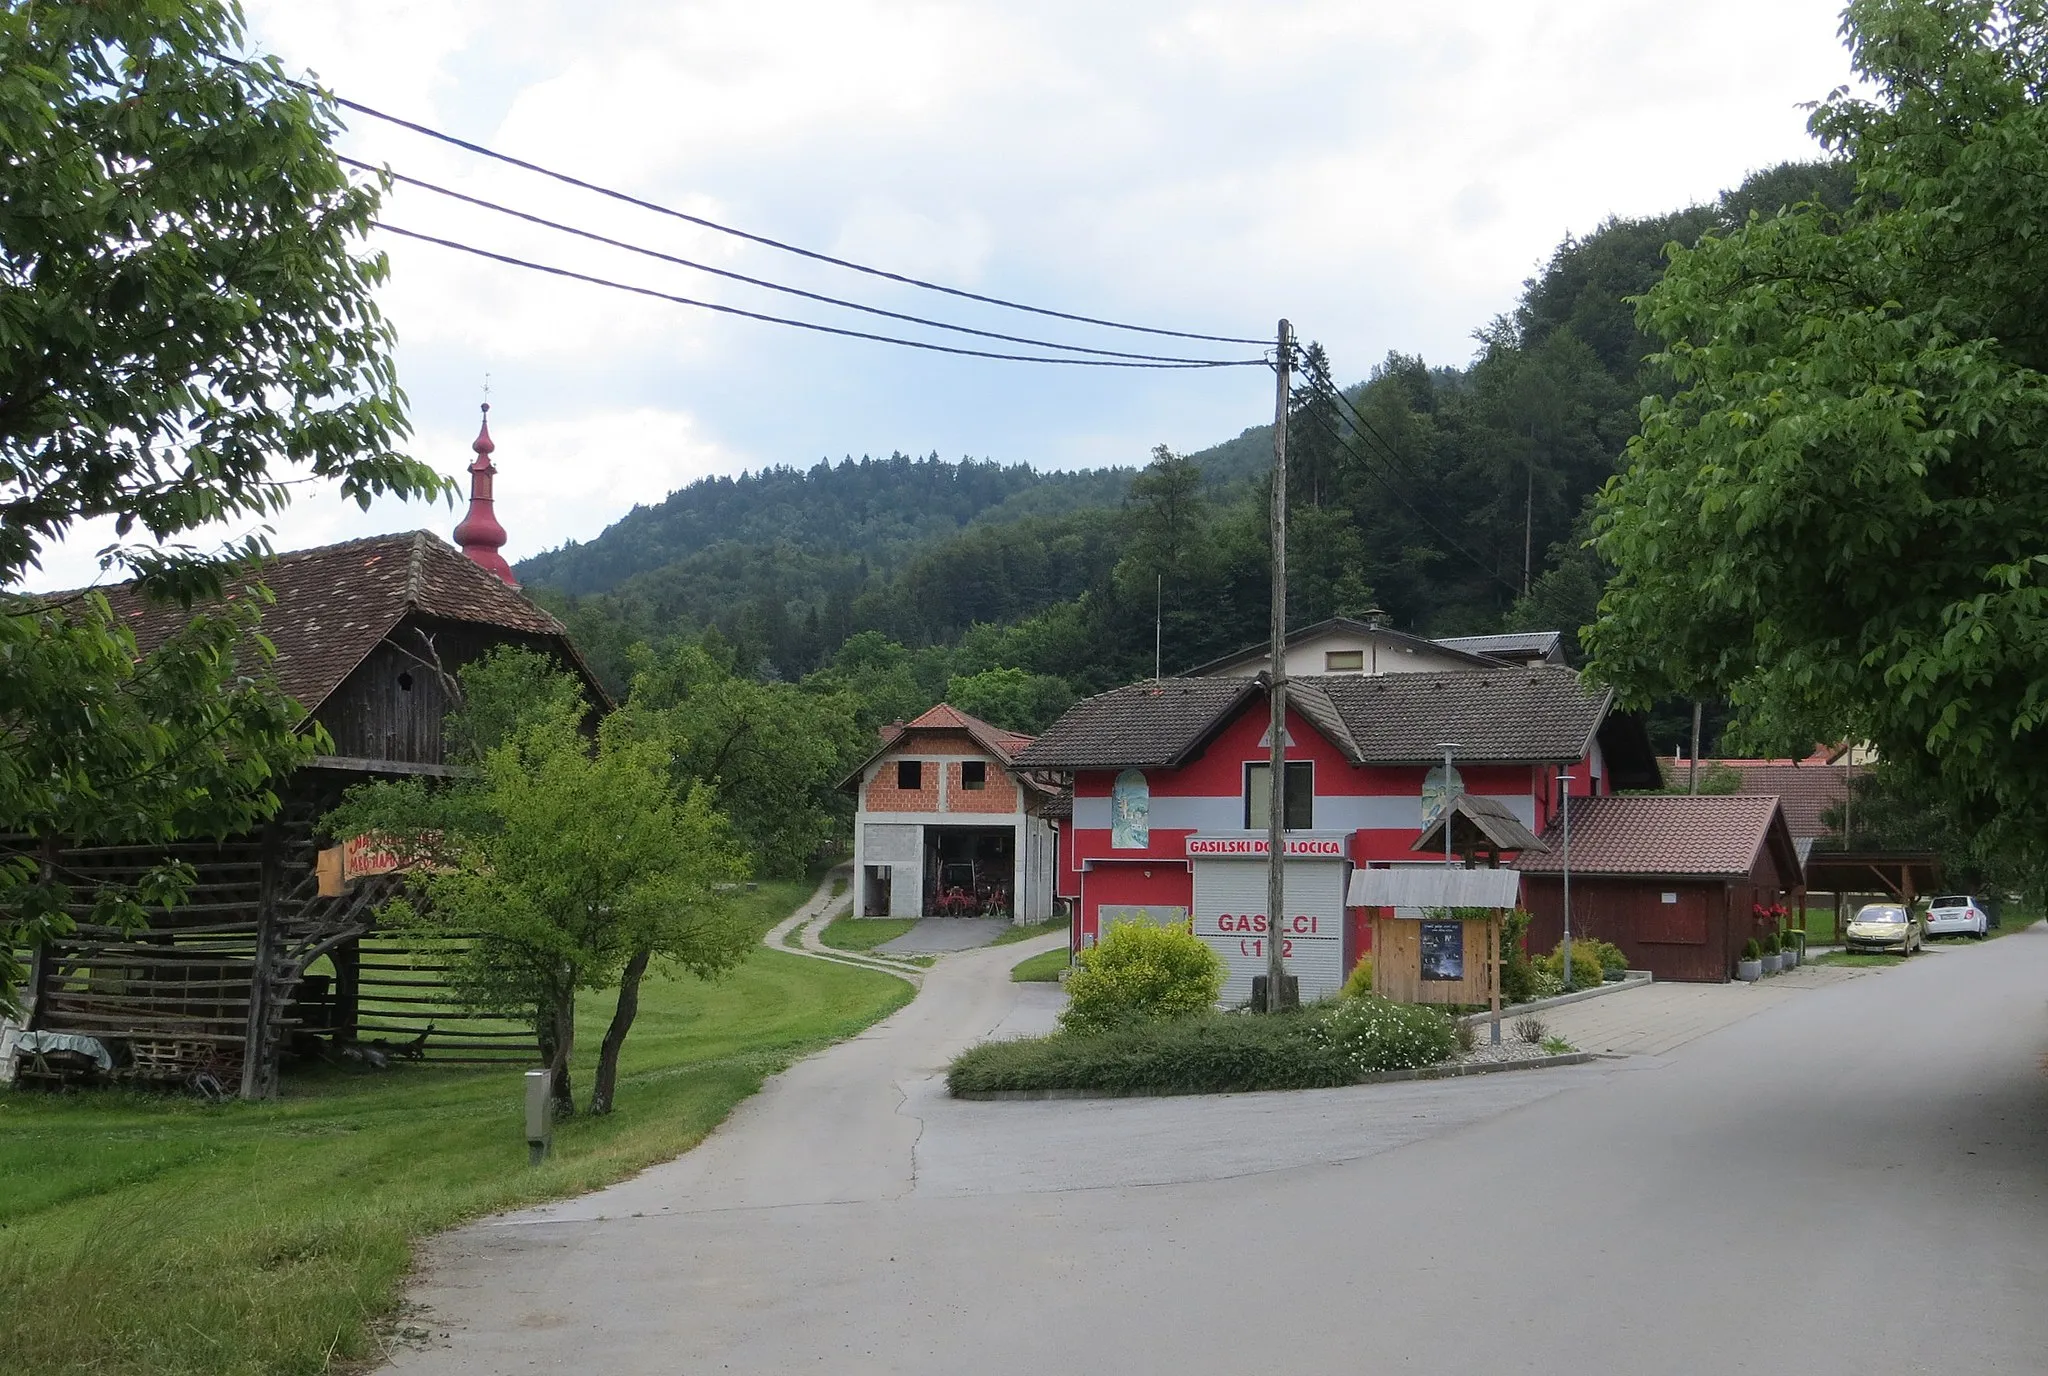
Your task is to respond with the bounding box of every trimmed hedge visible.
[948,996,1457,1096]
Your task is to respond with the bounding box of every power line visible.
[378,224,1268,369]
[346,157,1243,365]
[281,75,1267,347]
[1290,403,1522,595]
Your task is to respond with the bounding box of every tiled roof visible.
[1514,794,1794,878]
[1434,630,1563,663]
[904,703,1034,763]
[1037,790,1072,820]
[1720,761,1858,841]
[93,532,574,713]
[1412,793,1548,854]
[1013,677,1262,770]
[1014,669,1610,771]
[1316,668,1610,764]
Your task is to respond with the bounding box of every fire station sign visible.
[1188,835,1349,1003]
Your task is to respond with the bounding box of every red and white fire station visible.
[1013,668,1660,1002]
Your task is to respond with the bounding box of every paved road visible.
[386,927,2048,1375]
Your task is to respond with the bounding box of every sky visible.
[33,0,1858,589]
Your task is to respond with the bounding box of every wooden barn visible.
[6,522,606,1098]
[1514,794,1803,983]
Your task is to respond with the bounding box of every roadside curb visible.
[951,1051,1596,1101]
[1456,972,1652,1026]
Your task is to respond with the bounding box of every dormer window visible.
[897,760,922,790]
[962,760,987,790]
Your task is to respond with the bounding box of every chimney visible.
[454,402,516,587]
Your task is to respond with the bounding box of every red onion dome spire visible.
[453,402,516,587]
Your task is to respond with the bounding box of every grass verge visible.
[990,915,1068,947]
[0,880,911,1376]
[949,998,1456,1097]
[1010,948,1069,983]
[819,915,918,952]
[1815,950,1904,968]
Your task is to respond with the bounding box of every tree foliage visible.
[326,651,750,1115]
[1587,0,2048,830]
[0,2,444,1011]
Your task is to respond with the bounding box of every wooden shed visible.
[1514,794,1803,983]
[6,531,606,1097]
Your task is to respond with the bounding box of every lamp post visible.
[1435,742,1461,867]
[1558,770,1574,991]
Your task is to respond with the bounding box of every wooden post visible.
[1264,317,1293,1013]
[1489,909,1502,1046]
[239,821,282,1100]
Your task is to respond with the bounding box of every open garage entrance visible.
[923,825,1015,917]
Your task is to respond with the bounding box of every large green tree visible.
[1587,0,2048,830]
[1,2,443,1011]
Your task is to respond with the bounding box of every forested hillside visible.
[525,160,1853,744]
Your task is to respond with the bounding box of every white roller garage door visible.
[1192,858,1347,1004]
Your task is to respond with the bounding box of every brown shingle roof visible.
[1014,669,1613,771]
[1514,794,1797,879]
[1012,677,1263,770]
[94,532,575,712]
[1721,761,1858,842]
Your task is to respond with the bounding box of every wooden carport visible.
[1801,850,1941,942]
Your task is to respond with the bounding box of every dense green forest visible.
[523,160,1855,748]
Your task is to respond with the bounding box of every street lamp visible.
[1434,742,1461,867]
[1558,770,1574,991]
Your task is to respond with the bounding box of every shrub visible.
[1513,1015,1549,1045]
[1540,1035,1574,1056]
[1301,995,1458,1075]
[1741,938,1761,960]
[1059,920,1224,1035]
[1528,966,1564,1000]
[1585,938,1629,979]
[1537,941,1605,992]
[1340,956,1375,1000]
[948,997,1458,1096]
[1499,908,1537,1003]
[1453,1018,1478,1055]
[1760,930,1780,955]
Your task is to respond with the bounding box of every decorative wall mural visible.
[1110,769,1150,849]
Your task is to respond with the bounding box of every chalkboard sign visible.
[1419,920,1465,981]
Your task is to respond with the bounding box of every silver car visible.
[1925,894,1991,939]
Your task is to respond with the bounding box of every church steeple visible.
[453,403,516,587]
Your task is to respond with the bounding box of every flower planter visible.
[1761,952,1783,974]
[1737,958,1763,982]
[1782,945,1800,970]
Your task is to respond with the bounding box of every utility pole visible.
[1559,770,1575,991]
[1688,700,1703,794]
[1265,318,1293,1014]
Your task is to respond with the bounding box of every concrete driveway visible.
[385,927,2048,1375]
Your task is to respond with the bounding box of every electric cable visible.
[279,74,1268,346]
[378,224,1268,369]
[347,157,1247,365]
[1290,404,1523,595]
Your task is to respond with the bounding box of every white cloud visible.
[29,0,1856,586]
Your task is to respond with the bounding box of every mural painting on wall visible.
[1110,769,1150,850]
[1420,763,1465,828]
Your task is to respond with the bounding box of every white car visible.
[1925,894,1991,939]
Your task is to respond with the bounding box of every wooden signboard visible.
[1348,867,1517,1039]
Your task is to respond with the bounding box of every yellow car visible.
[1845,902,1924,954]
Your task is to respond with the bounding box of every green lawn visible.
[991,915,1069,947]
[1814,950,1904,968]
[0,879,910,1376]
[819,915,918,952]
[1011,947,1070,982]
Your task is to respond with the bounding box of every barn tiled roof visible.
[92,531,576,713]
[1434,630,1564,663]
[1014,669,1612,771]
[899,703,1035,763]
[1514,794,1796,879]
[1721,761,1858,842]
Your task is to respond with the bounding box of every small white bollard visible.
[525,1068,554,1165]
